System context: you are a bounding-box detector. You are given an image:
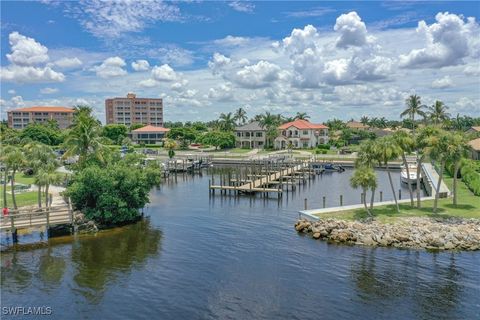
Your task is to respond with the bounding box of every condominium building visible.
[274,119,329,149]
[7,106,74,129]
[105,93,163,127]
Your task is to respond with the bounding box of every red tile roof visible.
[8,106,74,113]
[278,119,327,130]
[132,125,170,133]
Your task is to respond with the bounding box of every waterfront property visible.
[234,121,266,149]
[468,137,480,160]
[105,93,164,127]
[130,125,170,145]
[7,106,74,129]
[346,121,370,131]
[275,119,329,149]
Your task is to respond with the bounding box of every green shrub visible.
[66,162,161,225]
[461,159,480,196]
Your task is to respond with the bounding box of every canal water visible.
[1,169,479,319]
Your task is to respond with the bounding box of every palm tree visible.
[218,112,236,131]
[38,161,61,208]
[428,101,450,126]
[233,108,248,125]
[294,112,310,120]
[350,166,377,217]
[24,143,56,208]
[360,116,369,126]
[446,132,469,206]
[3,146,26,209]
[415,126,440,208]
[63,110,104,166]
[356,140,379,210]
[393,131,415,207]
[258,112,283,148]
[425,130,449,213]
[376,136,401,213]
[401,94,426,136]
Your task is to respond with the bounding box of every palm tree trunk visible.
[416,156,424,208]
[3,168,8,208]
[370,187,376,210]
[386,164,400,213]
[11,169,17,210]
[433,160,446,213]
[402,153,414,206]
[453,161,459,206]
[45,184,50,208]
[37,185,42,208]
[363,188,371,217]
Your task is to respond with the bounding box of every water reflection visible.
[352,250,464,319]
[71,219,162,303]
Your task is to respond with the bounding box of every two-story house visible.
[235,121,266,148]
[274,119,328,149]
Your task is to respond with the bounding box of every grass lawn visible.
[15,173,35,185]
[1,187,39,208]
[228,148,253,154]
[317,172,480,223]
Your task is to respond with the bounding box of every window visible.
[303,142,308,148]
[256,132,263,137]
[303,130,308,135]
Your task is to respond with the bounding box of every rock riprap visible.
[294,218,480,251]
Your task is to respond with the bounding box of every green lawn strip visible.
[227,148,252,154]
[15,174,35,185]
[315,173,480,223]
[1,187,39,208]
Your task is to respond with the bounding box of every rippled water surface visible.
[1,169,479,319]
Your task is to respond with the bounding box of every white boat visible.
[401,163,420,184]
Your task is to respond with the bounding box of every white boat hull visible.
[401,168,421,185]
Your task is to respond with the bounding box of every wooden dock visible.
[0,203,73,242]
[209,160,317,196]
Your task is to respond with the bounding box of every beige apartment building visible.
[105,93,163,127]
[7,106,74,129]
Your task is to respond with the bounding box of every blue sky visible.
[1,1,479,123]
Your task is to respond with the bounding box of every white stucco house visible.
[274,119,329,149]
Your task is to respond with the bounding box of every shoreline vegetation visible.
[1,95,479,243]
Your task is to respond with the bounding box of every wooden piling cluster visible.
[208,159,322,198]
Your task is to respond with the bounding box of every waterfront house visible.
[468,138,480,160]
[274,119,328,149]
[346,121,370,131]
[467,126,480,136]
[235,121,266,148]
[130,125,170,145]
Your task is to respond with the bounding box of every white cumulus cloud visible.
[431,75,453,88]
[40,87,59,94]
[92,56,127,78]
[151,64,177,82]
[334,11,372,48]
[131,59,150,71]
[6,31,49,66]
[399,12,479,68]
[54,57,83,69]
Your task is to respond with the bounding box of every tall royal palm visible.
[393,131,415,207]
[428,101,450,127]
[376,137,401,213]
[259,112,282,148]
[447,132,469,206]
[233,108,248,125]
[415,126,440,208]
[425,131,449,213]
[401,94,426,136]
[3,146,26,209]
